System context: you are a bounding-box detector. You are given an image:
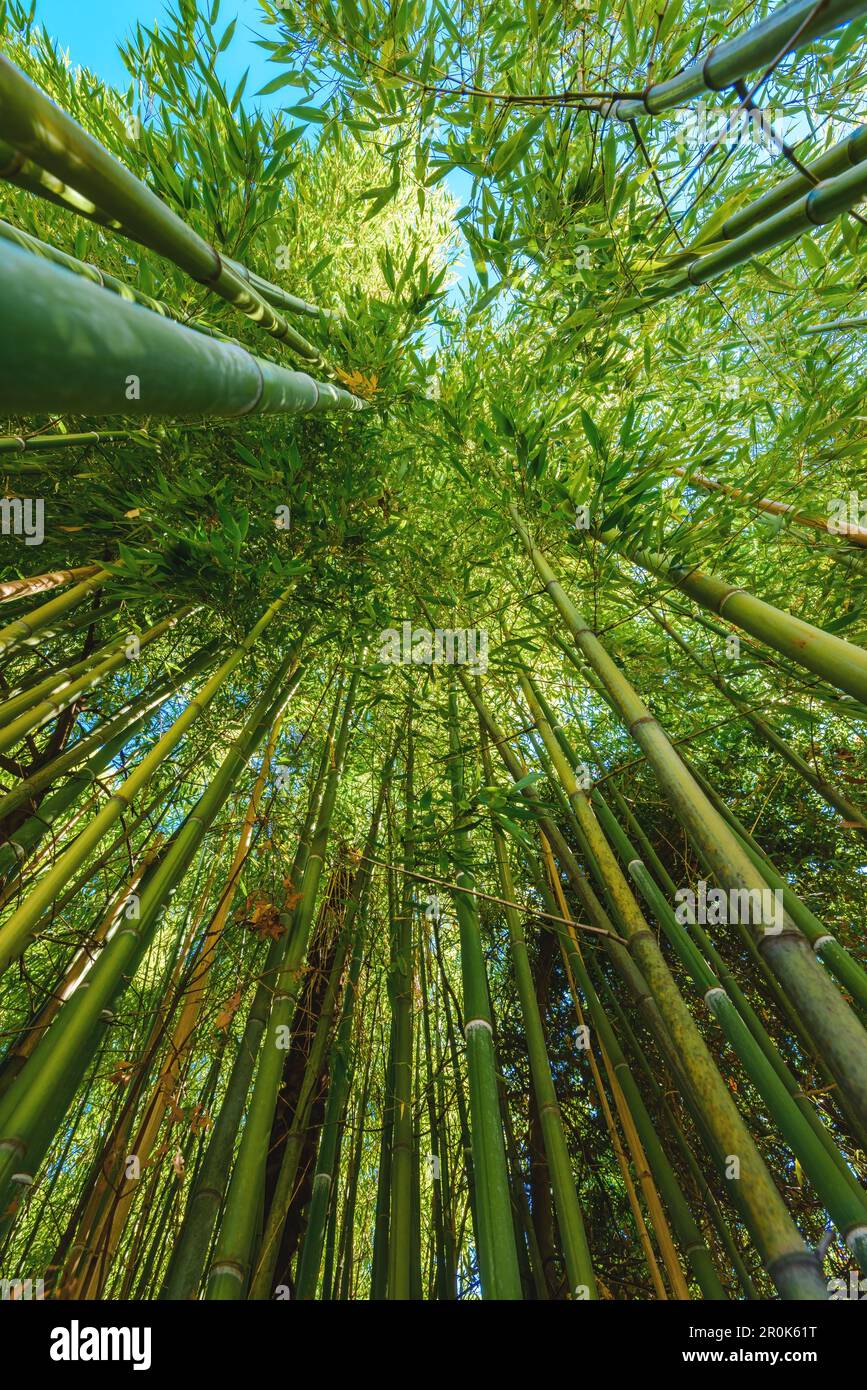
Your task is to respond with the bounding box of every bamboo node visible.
[703,985,728,1007]
[804,185,827,227]
[199,243,224,287]
[464,1017,493,1036]
[628,715,656,734]
[765,1248,823,1283]
[716,586,748,616]
[701,46,722,92]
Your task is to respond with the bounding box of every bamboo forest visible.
[2,0,867,1333]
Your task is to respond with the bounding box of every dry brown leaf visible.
[215,987,243,1033]
[190,1104,212,1135]
[247,896,285,939]
[164,1096,186,1126]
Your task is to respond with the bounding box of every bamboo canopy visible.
[1,0,866,1318]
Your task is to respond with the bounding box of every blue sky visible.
[35,0,272,94]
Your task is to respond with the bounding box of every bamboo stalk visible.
[717,125,867,241]
[160,698,339,1301]
[644,158,867,303]
[596,0,867,121]
[647,605,867,835]
[513,506,867,1139]
[68,852,226,1300]
[0,642,221,885]
[0,655,296,1212]
[546,710,867,1268]
[0,585,297,972]
[674,467,867,548]
[204,672,358,1298]
[0,57,324,359]
[388,714,418,1299]
[480,728,597,1298]
[0,626,140,724]
[0,564,101,603]
[0,567,108,658]
[77,688,301,1296]
[0,241,364,420]
[292,773,391,1299]
[0,609,187,754]
[805,314,867,333]
[0,843,161,1097]
[445,682,523,1300]
[0,217,244,348]
[543,842,688,1299]
[582,781,866,1184]
[680,753,867,1017]
[459,663,829,1297]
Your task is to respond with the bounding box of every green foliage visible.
[0,0,865,1307]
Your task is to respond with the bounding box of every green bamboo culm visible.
[531,854,728,1300]
[714,125,867,241]
[416,897,453,1299]
[0,585,296,973]
[445,682,522,1300]
[459,666,830,1298]
[541,618,867,1035]
[0,432,142,459]
[0,242,364,420]
[293,761,393,1299]
[0,55,327,359]
[0,217,250,350]
[615,541,867,707]
[0,650,303,1213]
[2,0,867,1311]
[533,692,867,1273]
[596,0,867,121]
[647,607,867,837]
[0,640,223,870]
[0,566,109,657]
[530,673,867,1210]
[478,723,597,1298]
[511,506,867,1140]
[387,711,419,1299]
[643,160,867,304]
[0,619,151,727]
[677,752,867,1016]
[204,669,359,1300]
[0,609,188,754]
[160,687,338,1303]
